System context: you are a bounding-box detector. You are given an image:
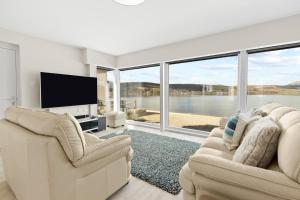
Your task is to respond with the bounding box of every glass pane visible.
[248,47,300,109]
[97,69,114,115]
[120,66,160,124]
[169,56,238,132]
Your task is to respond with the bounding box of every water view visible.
[117,47,300,132]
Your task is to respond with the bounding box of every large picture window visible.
[120,65,160,124]
[247,47,300,109]
[168,55,238,132]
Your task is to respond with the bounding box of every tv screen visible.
[40,72,97,108]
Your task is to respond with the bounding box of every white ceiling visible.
[1,0,300,56]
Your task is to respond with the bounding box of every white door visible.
[0,43,17,119]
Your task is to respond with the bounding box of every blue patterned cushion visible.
[223,115,239,143]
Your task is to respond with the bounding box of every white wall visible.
[0,28,98,115]
[0,28,117,116]
[83,48,116,68]
[117,14,300,67]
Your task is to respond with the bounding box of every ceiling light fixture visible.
[113,0,145,6]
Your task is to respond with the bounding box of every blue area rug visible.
[101,130,199,195]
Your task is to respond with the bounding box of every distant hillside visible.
[288,81,300,86]
[120,82,237,97]
[120,82,300,97]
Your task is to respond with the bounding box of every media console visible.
[75,115,106,133]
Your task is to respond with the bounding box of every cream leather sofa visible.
[179,103,300,200]
[0,107,133,200]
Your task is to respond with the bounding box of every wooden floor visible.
[108,177,183,200]
[0,177,183,200]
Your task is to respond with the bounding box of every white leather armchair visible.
[0,107,133,200]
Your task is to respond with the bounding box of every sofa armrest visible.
[189,154,300,199]
[219,117,228,129]
[74,135,132,167]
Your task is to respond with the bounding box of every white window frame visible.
[117,42,300,137]
[119,64,161,129]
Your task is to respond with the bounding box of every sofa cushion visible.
[209,127,223,138]
[277,110,300,183]
[259,103,284,114]
[219,117,229,129]
[233,117,281,168]
[189,154,300,200]
[268,106,296,122]
[201,137,231,153]
[4,106,86,162]
[195,147,234,160]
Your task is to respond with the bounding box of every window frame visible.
[166,52,240,134]
[117,42,300,136]
[246,43,300,110]
[119,64,161,128]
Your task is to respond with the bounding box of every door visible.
[0,43,17,119]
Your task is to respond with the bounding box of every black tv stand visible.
[75,115,106,133]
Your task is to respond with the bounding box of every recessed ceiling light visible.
[113,0,145,6]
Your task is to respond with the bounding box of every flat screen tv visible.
[40,72,97,108]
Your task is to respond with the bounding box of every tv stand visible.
[75,115,106,133]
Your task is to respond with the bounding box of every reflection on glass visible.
[97,69,114,115]
[169,56,238,132]
[120,66,160,124]
[248,47,300,109]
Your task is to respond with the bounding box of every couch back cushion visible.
[260,103,300,183]
[4,107,86,162]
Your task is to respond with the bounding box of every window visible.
[168,55,238,132]
[97,68,114,115]
[248,46,300,109]
[120,65,160,124]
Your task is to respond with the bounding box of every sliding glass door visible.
[120,65,160,124]
[168,55,238,132]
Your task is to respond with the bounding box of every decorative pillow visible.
[223,115,239,145]
[223,109,266,151]
[227,114,261,150]
[232,117,281,168]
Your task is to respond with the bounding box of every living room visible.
[0,0,300,200]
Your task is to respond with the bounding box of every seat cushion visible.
[194,147,234,160]
[201,137,231,153]
[4,106,86,162]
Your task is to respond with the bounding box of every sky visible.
[120,47,300,86]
